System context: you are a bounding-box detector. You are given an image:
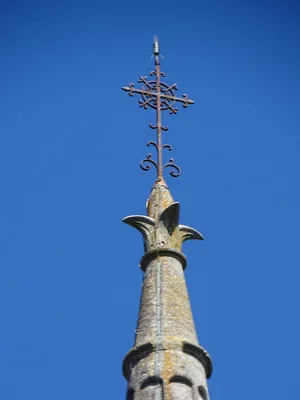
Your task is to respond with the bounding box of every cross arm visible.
[160,93,194,105]
[122,84,151,97]
[122,84,194,106]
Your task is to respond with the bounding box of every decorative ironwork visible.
[122,36,194,180]
[140,153,158,174]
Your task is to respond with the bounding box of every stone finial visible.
[123,179,203,254]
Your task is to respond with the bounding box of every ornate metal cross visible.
[122,36,194,180]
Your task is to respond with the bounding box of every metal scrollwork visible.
[164,158,181,178]
[122,36,194,180]
[163,144,172,151]
[140,154,158,174]
[147,141,158,151]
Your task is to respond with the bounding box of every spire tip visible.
[153,35,159,55]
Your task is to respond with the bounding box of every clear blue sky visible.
[2,0,300,399]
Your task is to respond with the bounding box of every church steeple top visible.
[122,36,194,183]
[121,38,212,400]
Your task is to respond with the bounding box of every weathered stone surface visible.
[123,179,212,400]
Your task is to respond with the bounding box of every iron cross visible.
[122,36,194,179]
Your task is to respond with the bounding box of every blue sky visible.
[2,0,300,399]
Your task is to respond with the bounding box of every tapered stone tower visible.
[122,37,212,400]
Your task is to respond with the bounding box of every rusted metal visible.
[122,36,194,180]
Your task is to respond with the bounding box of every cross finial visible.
[122,37,194,180]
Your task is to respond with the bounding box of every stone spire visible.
[122,37,212,400]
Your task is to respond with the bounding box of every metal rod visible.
[155,53,163,180]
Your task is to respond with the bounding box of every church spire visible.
[122,38,212,400]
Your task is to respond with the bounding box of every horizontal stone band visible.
[123,339,212,380]
[140,248,187,271]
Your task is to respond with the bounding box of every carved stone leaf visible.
[123,215,155,251]
[160,202,180,235]
[179,225,204,242]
